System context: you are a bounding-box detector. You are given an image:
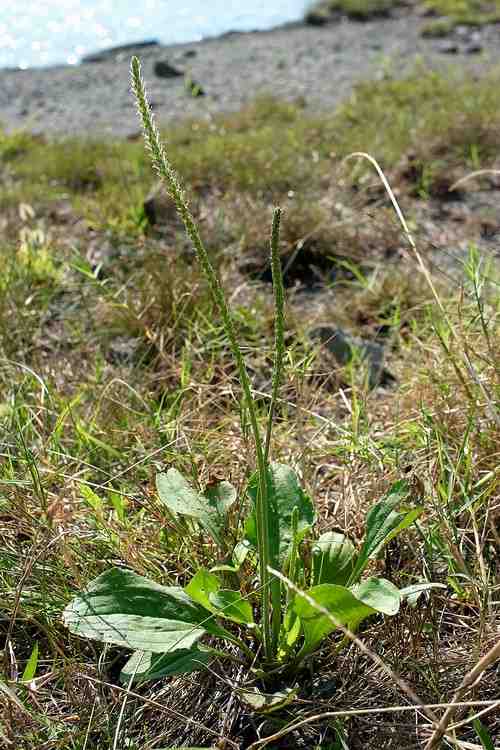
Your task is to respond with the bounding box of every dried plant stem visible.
[425,637,500,749]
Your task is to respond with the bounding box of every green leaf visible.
[233,539,252,568]
[349,480,422,583]
[157,468,210,518]
[292,584,376,656]
[246,463,315,564]
[473,718,495,750]
[63,568,229,652]
[185,569,254,625]
[21,642,39,682]
[205,480,237,513]
[398,582,446,606]
[351,578,401,616]
[185,568,220,611]
[156,470,229,544]
[282,607,301,649]
[120,646,211,685]
[312,532,357,586]
[209,590,253,626]
[238,686,298,713]
[80,485,103,512]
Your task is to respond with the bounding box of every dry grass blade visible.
[345,151,500,428]
[79,674,240,749]
[246,701,500,750]
[426,638,500,749]
[449,169,500,192]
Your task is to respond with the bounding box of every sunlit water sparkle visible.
[1,1,309,69]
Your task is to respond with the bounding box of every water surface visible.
[1,1,310,69]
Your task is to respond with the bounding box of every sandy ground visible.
[1,14,499,138]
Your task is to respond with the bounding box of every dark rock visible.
[107,336,141,365]
[126,130,142,142]
[81,39,159,64]
[464,43,482,54]
[309,326,396,388]
[153,60,183,78]
[183,49,197,58]
[439,41,459,54]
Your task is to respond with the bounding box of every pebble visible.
[439,41,459,54]
[153,60,183,78]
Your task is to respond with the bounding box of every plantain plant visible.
[62,57,438,687]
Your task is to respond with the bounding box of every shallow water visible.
[1,0,309,69]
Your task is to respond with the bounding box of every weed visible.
[1,60,499,750]
[60,60,440,695]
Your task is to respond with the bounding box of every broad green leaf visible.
[63,567,229,652]
[157,470,230,544]
[209,590,254,625]
[311,532,357,586]
[292,584,376,656]
[246,463,315,564]
[185,568,220,611]
[185,569,253,625]
[205,480,237,513]
[109,492,127,522]
[120,646,211,685]
[156,469,203,516]
[351,578,401,616]
[21,642,38,682]
[349,480,422,583]
[238,686,298,713]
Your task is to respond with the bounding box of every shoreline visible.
[0,17,308,74]
[0,13,497,138]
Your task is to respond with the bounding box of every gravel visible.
[1,15,499,138]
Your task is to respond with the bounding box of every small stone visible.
[81,39,159,63]
[153,60,183,78]
[108,337,141,366]
[464,43,482,54]
[439,41,459,54]
[183,49,197,58]
[310,326,396,388]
